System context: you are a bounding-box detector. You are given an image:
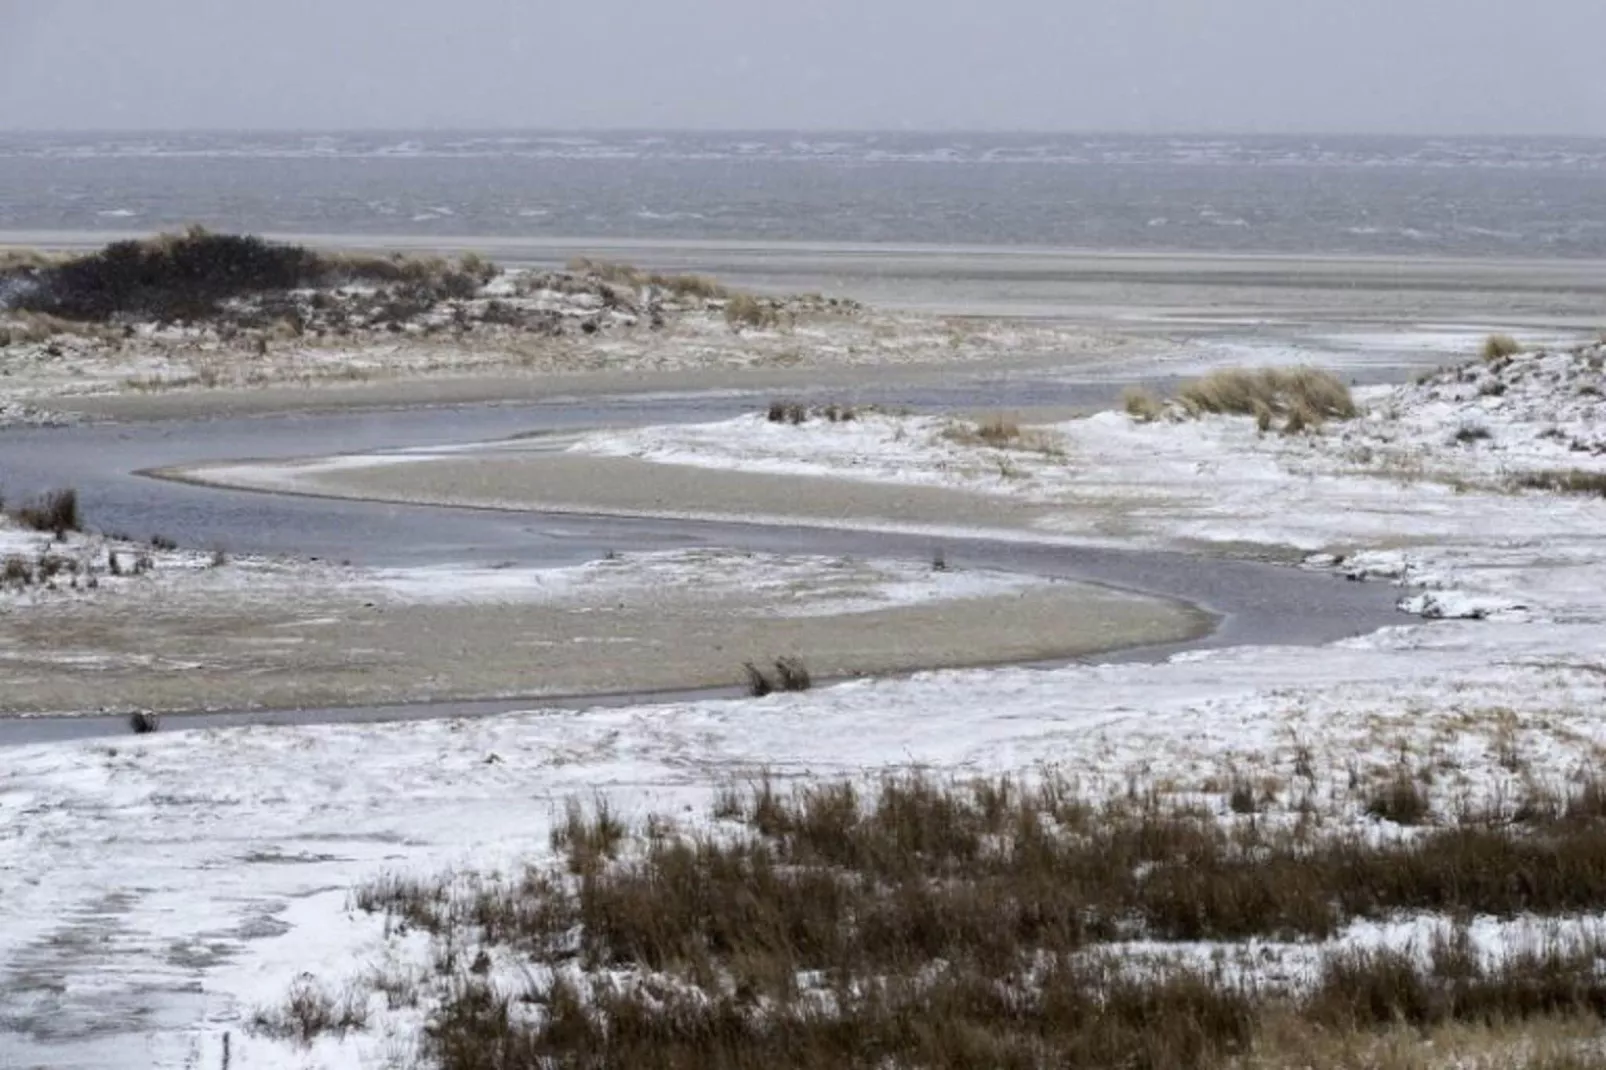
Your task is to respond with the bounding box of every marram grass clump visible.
[1175,367,1357,433]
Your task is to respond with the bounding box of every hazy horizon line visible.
[3,125,1605,141]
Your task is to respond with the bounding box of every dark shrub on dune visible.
[12,488,80,534]
[16,229,324,321]
[7,229,497,323]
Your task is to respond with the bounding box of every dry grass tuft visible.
[649,272,728,301]
[566,256,730,299]
[1483,333,1524,362]
[740,659,812,695]
[344,770,1606,1069]
[765,400,862,425]
[0,310,89,345]
[973,414,1022,445]
[1364,767,1433,826]
[1123,386,1165,423]
[725,293,781,330]
[552,798,627,875]
[567,257,645,287]
[773,656,812,692]
[1178,367,1357,431]
[321,250,493,296]
[0,247,67,273]
[1514,469,1606,498]
[743,661,775,696]
[943,415,1066,457]
[249,974,368,1048]
[766,399,808,425]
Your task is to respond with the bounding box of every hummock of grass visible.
[1176,367,1358,432]
[337,768,1606,1070]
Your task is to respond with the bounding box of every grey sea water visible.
[4,131,1606,258]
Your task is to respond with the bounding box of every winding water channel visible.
[0,372,1409,744]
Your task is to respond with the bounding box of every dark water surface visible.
[4,131,1606,257]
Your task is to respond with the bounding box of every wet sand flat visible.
[173,450,1095,534]
[0,566,1204,716]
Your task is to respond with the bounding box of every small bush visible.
[10,230,498,323]
[773,657,812,692]
[18,229,323,321]
[1482,334,1523,361]
[12,488,79,533]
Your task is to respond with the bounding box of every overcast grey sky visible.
[2,0,1603,134]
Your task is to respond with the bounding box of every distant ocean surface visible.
[3,131,1606,258]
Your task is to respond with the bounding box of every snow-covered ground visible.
[6,613,1606,1068]
[8,344,1606,1067]
[0,517,242,606]
[373,547,1044,617]
[569,344,1606,623]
